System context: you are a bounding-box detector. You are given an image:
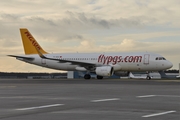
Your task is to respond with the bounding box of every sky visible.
[0,0,180,72]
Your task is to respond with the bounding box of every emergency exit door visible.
[144,54,149,64]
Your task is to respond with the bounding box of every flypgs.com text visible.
[98,55,142,65]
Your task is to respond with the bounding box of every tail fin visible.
[20,28,48,55]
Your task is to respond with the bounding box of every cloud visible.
[0,0,180,26]
[0,0,180,72]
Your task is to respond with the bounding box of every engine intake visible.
[95,66,114,77]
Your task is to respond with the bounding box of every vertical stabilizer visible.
[20,28,48,55]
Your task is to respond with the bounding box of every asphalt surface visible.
[0,79,179,120]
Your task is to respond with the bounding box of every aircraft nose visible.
[167,61,173,69]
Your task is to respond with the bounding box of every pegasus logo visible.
[24,31,41,50]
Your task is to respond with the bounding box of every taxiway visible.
[0,79,179,120]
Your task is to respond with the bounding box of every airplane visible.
[8,28,173,80]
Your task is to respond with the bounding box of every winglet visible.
[20,28,48,55]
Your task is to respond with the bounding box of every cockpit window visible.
[155,57,166,60]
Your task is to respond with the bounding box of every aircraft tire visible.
[84,74,91,79]
[97,75,103,79]
[146,76,151,80]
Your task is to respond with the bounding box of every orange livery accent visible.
[20,28,48,55]
[24,31,41,50]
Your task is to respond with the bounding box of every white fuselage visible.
[18,52,173,72]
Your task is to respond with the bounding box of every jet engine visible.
[95,66,114,76]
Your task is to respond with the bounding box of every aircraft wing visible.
[42,54,96,66]
[8,55,34,60]
[35,47,97,68]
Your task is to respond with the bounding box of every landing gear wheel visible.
[97,75,103,79]
[146,71,151,80]
[146,76,151,80]
[84,74,91,79]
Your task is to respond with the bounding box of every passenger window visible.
[156,57,158,60]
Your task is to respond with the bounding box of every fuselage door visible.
[144,54,150,64]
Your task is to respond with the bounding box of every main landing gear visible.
[97,75,103,79]
[146,72,151,80]
[84,74,91,79]
[146,76,151,80]
[84,74,104,79]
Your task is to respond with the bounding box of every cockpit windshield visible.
[155,57,166,60]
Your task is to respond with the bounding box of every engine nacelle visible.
[95,66,114,77]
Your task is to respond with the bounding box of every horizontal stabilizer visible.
[8,55,34,60]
